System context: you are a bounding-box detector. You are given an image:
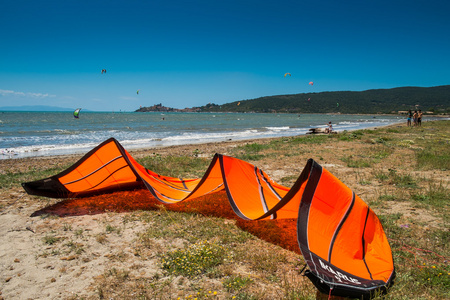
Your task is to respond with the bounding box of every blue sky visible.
[1,0,449,111]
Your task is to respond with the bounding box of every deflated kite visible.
[22,138,395,298]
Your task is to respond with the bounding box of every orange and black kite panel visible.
[22,138,395,298]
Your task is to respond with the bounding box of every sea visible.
[0,111,437,160]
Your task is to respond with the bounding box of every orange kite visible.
[22,138,395,298]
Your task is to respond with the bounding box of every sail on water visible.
[73,108,81,119]
[22,138,395,298]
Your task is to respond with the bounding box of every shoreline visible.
[0,124,390,167]
[1,121,405,163]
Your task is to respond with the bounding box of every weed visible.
[417,149,450,170]
[223,275,253,292]
[410,181,449,211]
[341,155,372,168]
[137,155,210,178]
[106,224,120,234]
[43,235,61,245]
[160,240,229,277]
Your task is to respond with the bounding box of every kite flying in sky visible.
[284,73,291,77]
[101,69,107,74]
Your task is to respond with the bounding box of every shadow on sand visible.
[30,188,300,254]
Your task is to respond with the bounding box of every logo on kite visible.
[309,81,314,86]
[284,73,291,77]
[101,69,106,74]
[73,108,81,119]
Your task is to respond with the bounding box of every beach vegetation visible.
[43,234,61,245]
[341,155,373,168]
[137,155,210,178]
[160,240,229,277]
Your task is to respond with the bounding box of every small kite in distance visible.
[309,81,314,86]
[101,69,107,74]
[137,90,140,95]
[284,73,291,77]
[73,108,81,119]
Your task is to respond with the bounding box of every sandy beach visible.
[0,121,448,299]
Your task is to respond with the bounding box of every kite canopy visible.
[22,138,395,298]
[73,108,81,119]
[284,73,291,77]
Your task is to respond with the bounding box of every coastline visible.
[2,112,422,160]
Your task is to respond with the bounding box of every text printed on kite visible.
[22,138,395,298]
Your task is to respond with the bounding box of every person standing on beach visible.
[407,110,412,126]
[325,121,333,133]
[417,110,423,126]
[413,110,418,126]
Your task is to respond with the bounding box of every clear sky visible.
[1,0,449,111]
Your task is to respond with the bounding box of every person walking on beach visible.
[413,110,418,126]
[325,121,333,134]
[417,110,423,126]
[407,110,412,126]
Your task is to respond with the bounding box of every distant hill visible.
[199,85,450,114]
[0,105,86,112]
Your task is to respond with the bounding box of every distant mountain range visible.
[197,85,450,114]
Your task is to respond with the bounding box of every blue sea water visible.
[0,111,413,159]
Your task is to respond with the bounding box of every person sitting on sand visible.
[325,121,333,134]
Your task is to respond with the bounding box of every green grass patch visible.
[410,182,449,210]
[136,155,210,178]
[0,165,69,190]
[223,275,253,293]
[138,210,253,245]
[416,149,450,170]
[160,240,229,277]
[341,155,373,168]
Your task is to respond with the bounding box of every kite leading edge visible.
[22,138,395,298]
